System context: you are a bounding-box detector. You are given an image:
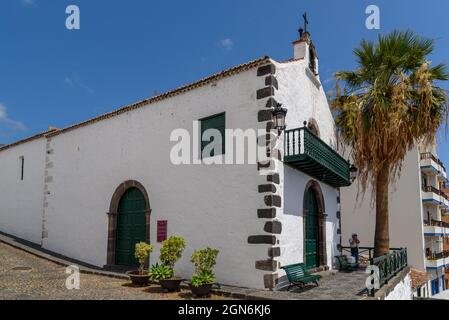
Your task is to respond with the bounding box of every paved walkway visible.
[0,242,229,300]
[0,233,369,300]
[216,270,369,300]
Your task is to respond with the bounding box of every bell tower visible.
[292,12,319,76]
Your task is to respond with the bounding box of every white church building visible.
[0,29,352,290]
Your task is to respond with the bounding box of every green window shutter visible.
[200,113,225,158]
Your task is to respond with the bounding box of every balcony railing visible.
[421,152,447,173]
[284,127,351,187]
[340,247,408,297]
[424,219,449,229]
[422,186,449,201]
[427,251,449,261]
[370,248,408,297]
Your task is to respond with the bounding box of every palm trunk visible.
[374,164,390,257]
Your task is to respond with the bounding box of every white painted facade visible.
[0,136,46,244]
[384,274,413,300]
[279,165,339,269]
[0,32,345,290]
[274,48,340,287]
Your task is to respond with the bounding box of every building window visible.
[200,113,225,158]
[422,175,428,188]
[19,156,24,181]
[309,45,318,75]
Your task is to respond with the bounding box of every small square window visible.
[200,113,225,158]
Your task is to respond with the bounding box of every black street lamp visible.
[272,103,288,135]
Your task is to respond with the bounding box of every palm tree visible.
[332,30,449,257]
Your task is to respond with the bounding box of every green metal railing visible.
[284,127,351,187]
[370,248,408,297]
[340,247,408,297]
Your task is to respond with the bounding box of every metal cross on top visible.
[299,12,309,37]
[302,12,309,33]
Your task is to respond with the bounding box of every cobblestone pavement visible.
[0,239,370,300]
[282,269,370,300]
[225,269,370,300]
[0,243,229,300]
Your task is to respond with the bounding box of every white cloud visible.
[64,73,94,94]
[64,76,74,86]
[0,103,27,134]
[20,0,37,7]
[218,38,234,51]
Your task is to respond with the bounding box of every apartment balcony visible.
[423,220,449,237]
[426,251,449,269]
[443,208,449,216]
[421,153,447,181]
[422,186,449,209]
[284,127,351,188]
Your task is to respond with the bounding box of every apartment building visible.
[341,139,448,297]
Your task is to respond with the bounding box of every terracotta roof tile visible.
[0,128,59,152]
[0,56,276,151]
[409,268,431,290]
[46,56,272,138]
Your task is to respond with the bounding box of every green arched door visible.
[115,187,147,266]
[305,188,319,269]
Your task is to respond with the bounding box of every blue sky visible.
[1,0,448,164]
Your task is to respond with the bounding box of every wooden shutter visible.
[200,113,225,157]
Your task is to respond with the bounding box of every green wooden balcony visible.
[284,127,351,187]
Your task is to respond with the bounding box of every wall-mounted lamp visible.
[350,164,358,182]
[272,103,288,135]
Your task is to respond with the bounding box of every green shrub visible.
[149,263,173,281]
[191,270,215,288]
[160,236,186,276]
[190,248,219,287]
[190,247,219,274]
[134,242,153,275]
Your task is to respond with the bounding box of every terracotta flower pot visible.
[189,283,213,297]
[126,271,150,286]
[159,278,184,292]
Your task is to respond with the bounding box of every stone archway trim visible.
[303,180,328,270]
[106,180,151,267]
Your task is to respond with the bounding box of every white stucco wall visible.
[279,165,339,266]
[273,58,340,287]
[341,147,427,271]
[0,138,46,244]
[384,274,413,300]
[0,52,342,290]
[274,59,337,148]
[41,66,273,289]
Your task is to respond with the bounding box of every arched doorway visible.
[304,188,319,269]
[303,180,327,270]
[115,187,147,266]
[106,180,151,268]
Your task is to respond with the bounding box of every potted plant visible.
[149,263,172,281]
[189,247,219,297]
[158,236,186,292]
[126,242,153,286]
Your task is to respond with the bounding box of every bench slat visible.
[281,263,322,286]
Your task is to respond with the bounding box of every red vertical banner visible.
[157,220,168,243]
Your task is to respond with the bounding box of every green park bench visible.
[335,255,359,271]
[281,263,321,291]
